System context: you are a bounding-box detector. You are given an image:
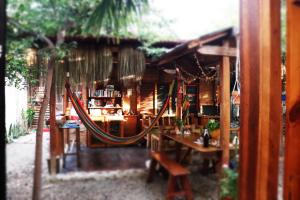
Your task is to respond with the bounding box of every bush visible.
[220,168,238,200]
[6,122,27,143]
[25,108,35,127]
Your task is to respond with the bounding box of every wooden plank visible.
[162,133,222,153]
[239,0,281,199]
[284,1,300,199]
[197,45,237,57]
[220,46,230,165]
[150,152,189,176]
[156,28,233,66]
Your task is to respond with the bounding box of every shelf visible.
[88,107,122,109]
[89,96,121,99]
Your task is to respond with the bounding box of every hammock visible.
[65,80,175,145]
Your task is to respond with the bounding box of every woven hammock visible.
[65,80,175,145]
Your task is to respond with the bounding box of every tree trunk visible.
[32,57,56,200]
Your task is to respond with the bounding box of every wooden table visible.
[161,133,223,173]
[59,122,81,168]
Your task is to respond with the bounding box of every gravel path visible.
[6,132,219,200]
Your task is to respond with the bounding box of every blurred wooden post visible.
[176,69,183,120]
[220,43,230,165]
[284,0,300,199]
[239,0,281,199]
[49,69,60,174]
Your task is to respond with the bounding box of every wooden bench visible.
[147,152,193,200]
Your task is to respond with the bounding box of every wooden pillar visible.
[176,69,183,119]
[154,82,158,115]
[49,69,60,174]
[220,53,230,165]
[130,84,138,114]
[284,1,300,199]
[81,81,88,112]
[239,0,281,199]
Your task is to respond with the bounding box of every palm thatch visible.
[67,47,113,87]
[118,47,145,86]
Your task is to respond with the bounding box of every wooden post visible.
[176,69,183,120]
[154,82,158,115]
[239,0,281,199]
[81,81,87,112]
[49,69,60,174]
[220,49,230,165]
[284,1,300,199]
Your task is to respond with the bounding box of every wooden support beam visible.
[49,69,61,174]
[220,49,230,165]
[176,70,183,120]
[284,1,300,199]
[156,28,233,66]
[239,0,281,199]
[197,45,237,57]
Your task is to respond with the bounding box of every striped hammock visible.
[65,81,175,145]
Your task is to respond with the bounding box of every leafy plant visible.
[6,122,27,143]
[220,168,238,200]
[25,108,35,127]
[174,117,184,129]
[207,119,220,132]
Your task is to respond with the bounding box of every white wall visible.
[5,86,28,132]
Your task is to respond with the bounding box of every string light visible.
[193,53,217,81]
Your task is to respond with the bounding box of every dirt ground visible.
[6,132,220,200]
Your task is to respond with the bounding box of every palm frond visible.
[87,0,149,34]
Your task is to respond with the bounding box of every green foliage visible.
[87,0,149,35]
[207,119,220,132]
[139,46,168,59]
[25,108,35,127]
[6,122,27,143]
[6,0,175,87]
[6,40,39,88]
[174,117,184,129]
[220,168,238,200]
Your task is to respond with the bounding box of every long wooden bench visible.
[147,152,193,200]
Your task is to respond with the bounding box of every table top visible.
[163,133,223,153]
[60,120,80,129]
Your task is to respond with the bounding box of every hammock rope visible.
[65,80,175,145]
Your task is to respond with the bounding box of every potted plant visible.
[220,167,238,200]
[174,117,184,134]
[207,119,220,141]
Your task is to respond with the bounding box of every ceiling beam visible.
[197,45,237,57]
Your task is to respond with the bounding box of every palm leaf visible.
[87,0,149,34]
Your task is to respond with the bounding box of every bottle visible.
[203,129,210,147]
